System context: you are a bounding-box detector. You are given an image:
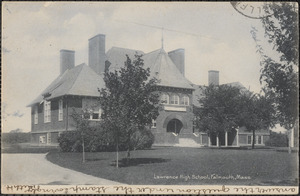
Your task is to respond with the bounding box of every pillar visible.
[208,135,211,147]
[236,127,239,147]
[225,131,228,147]
[216,135,219,147]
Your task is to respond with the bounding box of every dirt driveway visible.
[1,153,122,185]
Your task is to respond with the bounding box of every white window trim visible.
[170,95,179,105]
[248,135,264,145]
[44,101,51,123]
[47,133,51,144]
[161,93,169,105]
[181,95,189,106]
[34,106,38,124]
[58,99,63,121]
[83,108,102,121]
[151,119,157,128]
[39,136,46,144]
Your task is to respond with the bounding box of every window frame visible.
[161,93,169,105]
[170,94,179,105]
[34,106,38,124]
[58,99,63,121]
[151,119,157,128]
[44,100,51,123]
[181,95,189,106]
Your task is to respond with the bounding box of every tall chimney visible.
[208,70,219,85]
[88,34,106,75]
[60,49,75,75]
[168,48,185,76]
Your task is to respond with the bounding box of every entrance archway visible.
[167,119,183,134]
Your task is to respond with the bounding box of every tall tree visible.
[237,91,276,149]
[98,54,160,167]
[195,85,241,147]
[251,2,299,130]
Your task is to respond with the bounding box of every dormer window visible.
[170,95,179,105]
[161,93,169,104]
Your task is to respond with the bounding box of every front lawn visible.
[46,147,298,185]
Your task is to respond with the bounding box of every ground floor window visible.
[39,136,46,144]
[47,133,51,144]
[247,135,263,145]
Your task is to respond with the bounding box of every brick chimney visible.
[60,49,75,75]
[168,48,185,76]
[88,34,106,75]
[208,70,219,85]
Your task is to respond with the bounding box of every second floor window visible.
[170,95,179,105]
[181,95,189,106]
[34,106,38,124]
[44,101,51,123]
[83,108,102,121]
[58,100,63,121]
[161,93,169,104]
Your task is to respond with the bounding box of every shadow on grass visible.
[86,158,107,162]
[110,158,170,167]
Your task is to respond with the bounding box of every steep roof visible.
[106,47,144,70]
[27,64,105,106]
[143,48,194,90]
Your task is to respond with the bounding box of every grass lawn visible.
[46,147,298,185]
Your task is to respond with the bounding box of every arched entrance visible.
[167,119,183,134]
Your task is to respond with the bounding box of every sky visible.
[2,2,285,133]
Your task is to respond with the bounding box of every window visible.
[44,101,51,123]
[181,95,189,106]
[257,135,263,144]
[161,93,169,104]
[39,136,46,144]
[247,135,252,144]
[34,106,38,124]
[47,133,51,144]
[83,108,102,121]
[58,100,63,121]
[151,119,157,128]
[170,95,179,105]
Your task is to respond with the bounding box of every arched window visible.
[161,93,169,104]
[170,94,179,105]
[181,95,189,106]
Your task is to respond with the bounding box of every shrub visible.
[130,128,155,150]
[265,131,289,147]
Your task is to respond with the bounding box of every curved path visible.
[2,153,122,185]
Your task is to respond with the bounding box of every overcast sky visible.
[2,2,284,133]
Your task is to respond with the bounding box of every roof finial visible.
[161,27,164,49]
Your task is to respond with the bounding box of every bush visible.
[2,132,31,144]
[58,126,155,152]
[130,128,155,150]
[265,131,289,147]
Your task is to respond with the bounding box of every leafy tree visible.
[265,131,289,147]
[98,54,160,167]
[70,109,93,163]
[251,2,299,130]
[237,91,276,148]
[195,85,241,147]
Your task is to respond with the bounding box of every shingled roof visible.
[143,48,194,89]
[106,47,144,71]
[27,63,105,106]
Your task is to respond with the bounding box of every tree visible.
[70,109,92,163]
[194,85,241,147]
[237,91,276,148]
[251,2,299,130]
[98,54,160,167]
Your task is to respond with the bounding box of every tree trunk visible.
[252,130,255,149]
[82,134,85,163]
[116,138,119,168]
